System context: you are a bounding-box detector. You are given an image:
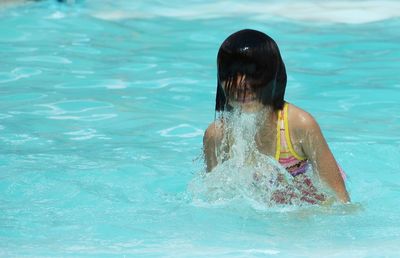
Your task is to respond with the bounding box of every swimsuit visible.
[272,103,325,204]
[274,102,346,180]
[275,103,309,177]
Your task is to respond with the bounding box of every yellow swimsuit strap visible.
[274,108,282,160]
[275,103,306,161]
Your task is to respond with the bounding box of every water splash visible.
[189,109,330,209]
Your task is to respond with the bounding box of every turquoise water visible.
[1,0,400,257]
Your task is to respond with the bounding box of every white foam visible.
[243,249,281,255]
[90,1,400,24]
[105,79,128,89]
[189,109,333,208]
[190,110,296,207]
[46,11,66,20]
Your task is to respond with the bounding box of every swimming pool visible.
[1,0,400,256]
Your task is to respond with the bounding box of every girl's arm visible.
[297,113,350,203]
[203,122,220,172]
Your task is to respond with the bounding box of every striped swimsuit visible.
[275,103,309,176]
[270,103,346,204]
[274,103,346,180]
[271,103,324,204]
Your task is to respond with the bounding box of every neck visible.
[255,106,279,155]
[219,105,279,158]
[258,106,277,134]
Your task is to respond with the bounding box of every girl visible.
[203,29,350,204]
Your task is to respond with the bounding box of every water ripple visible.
[46,11,66,20]
[32,100,117,121]
[158,124,203,138]
[0,113,13,120]
[0,134,38,145]
[35,99,114,115]
[90,1,400,24]
[0,67,42,84]
[47,114,116,121]
[64,129,111,141]
[16,56,72,64]
[54,79,128,89]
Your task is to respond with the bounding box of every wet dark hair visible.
[215,29,287,111]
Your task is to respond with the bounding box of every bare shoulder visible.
[286,103,326,159]
[204,120,224,144]
[287,103,321,134]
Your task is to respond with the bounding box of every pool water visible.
[1,0,400,257]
